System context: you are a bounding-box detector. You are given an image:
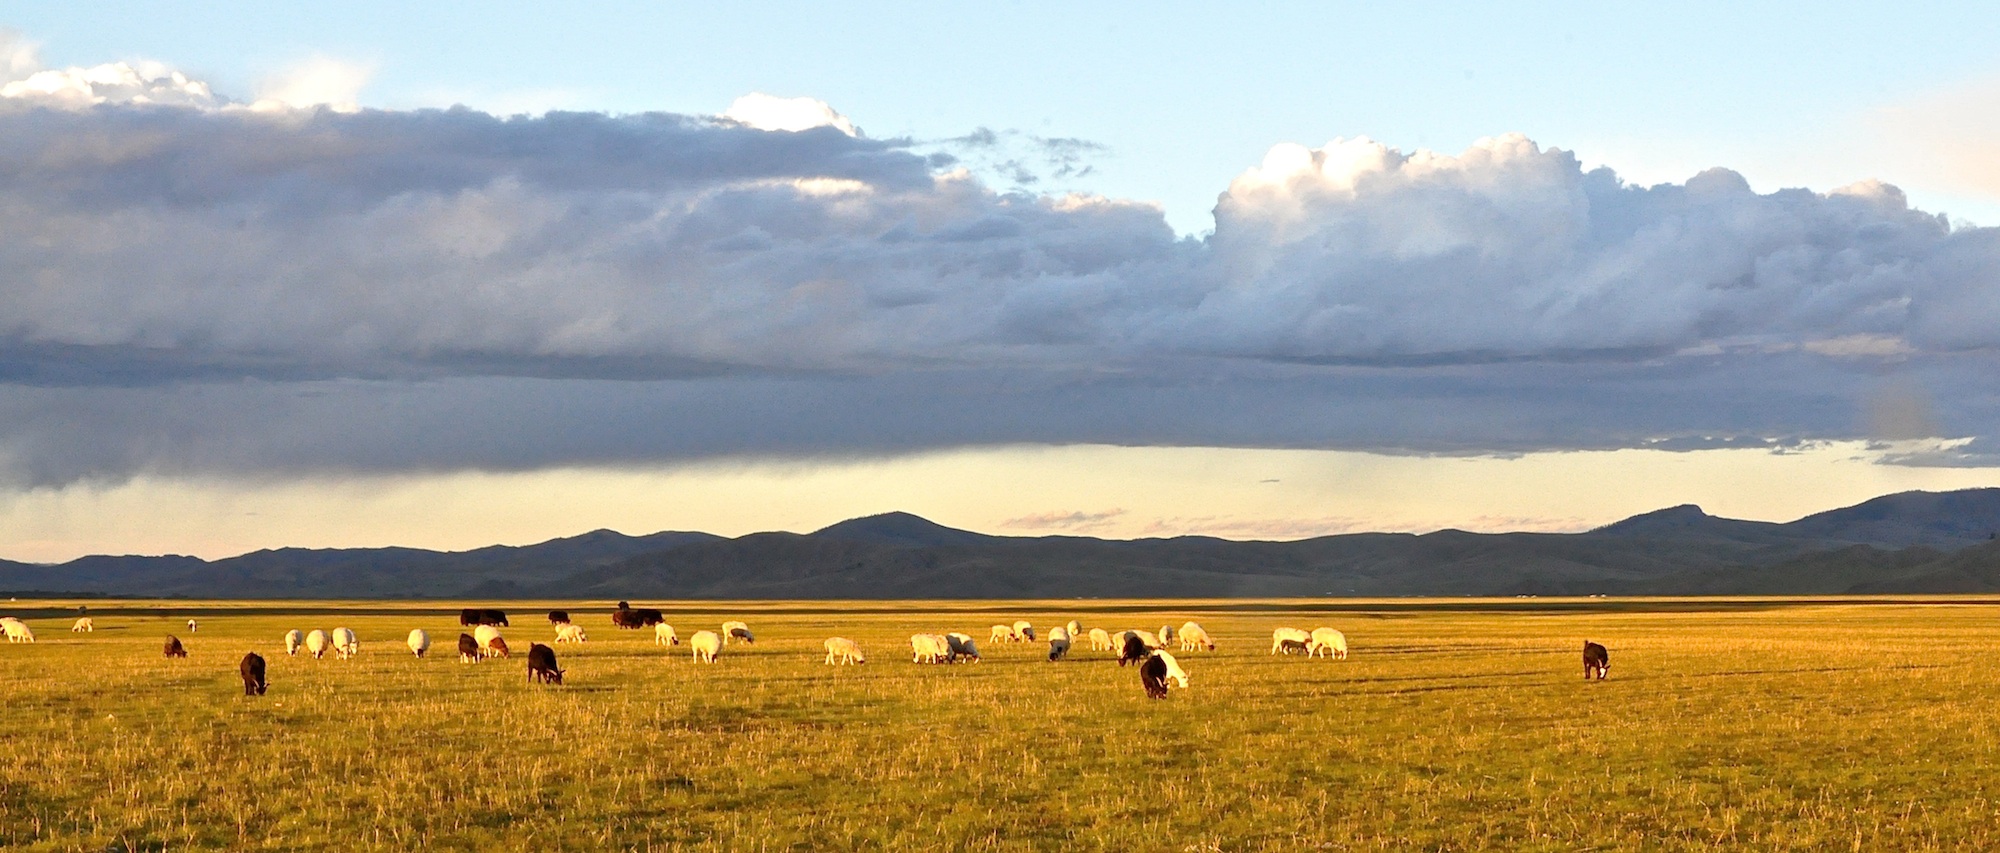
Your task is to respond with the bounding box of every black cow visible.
[1140,653,1170,699]
[527,643,564,685]
[457,633,481,663]
[1118,632,1150,667]
[164,635,187,659]
[611,607,665,629]
[548,610,571,625]
[240,652,267,696]
[1583,641,1610,680]
[459,608,509,627]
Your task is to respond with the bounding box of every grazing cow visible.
[1308,627,1348,660]
[486,637,511,659]
[1178,622,1215,652]
[1159,624,1179,646]
[945,632,981,663]
[548,610,571,625]
[240,652,267,696]
[305,629,330,659]
[990,624,1019,644]
[1,618,33,643]
[164,635,187,658]
[1119,631,1150,667]
[285,629,303,656]
[824,637,866,665]
[1047,625,1072,661]
[71,617,93,633]
[457,633,481,663]
[911,633,950,664]
[1271,628,1311,655]
[474,625,503,656]
[555,624,587,643]
[654,623,679,646]
[459,608,509,627]
[527,643,564,684]
[1583,641,1610,680]
[1140,654,1170,699]
[723,621,754,644]
[332,627,360,660]
[187,619,198,633]
[407,629,430,657]
[1088,628,1114,651]
[1013,621,1036,641]
[690,630,721,663]
[613,607,666,629]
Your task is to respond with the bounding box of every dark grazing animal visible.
[1140,653,1170,699]
[1119,631,1150,667]
[527,643,564,685]
[548,610,571,625]
[611,607,665,629]
[1583,641,1610,680]
[457,633,481,663]
[164,635,187,658]
[459,608,509,627]
[240,652,267,696]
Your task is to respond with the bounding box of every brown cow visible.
[1583,641,1609,680]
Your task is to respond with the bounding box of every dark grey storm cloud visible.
[2,69,1998,485]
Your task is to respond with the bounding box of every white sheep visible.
[824,637,865,665]
[654,623,679,646]
[1308,627,1348,660]
[71,617,93,633]
[1065,620,1082,638]
[1271,627,1311,655]
[989,624,1018,643]
[1178,622,1215,651]
[910,633,949,663]
[285,629,303,656]
[1088,627,1114,651]
[554,624,587,644]
[944,632,981,663]
[1047,625,1071,661]
[304,629,330,659]
[1157,649,1190,688]
[1,617,34,643]
[332,627,360,660]
[722,621,754,644]
[186,619,198,633]
[407,628,430,657]
[1159,624,1179,646]
[474,624,504,658]
[1012,620,1036,641]
[1133,630,1163,650]
[691,630,721,663]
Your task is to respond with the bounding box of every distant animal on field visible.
[824,637,865,665]
[1119,631,1150,667]
[990,624,1019,644]
[945,632,980,663]
[1140,650,1189,699]
[911,633,950,664]
[1047,626,1071,661]
[71,617,93,633]
[548,610,571,625]
[1065,620,1082,638]
[407,629,430,657]
[186,619,198,633]
[285,629,303,656]
[1178,622,1214,651]
[1012,621,1035,641]
[691,630,721,663]
[1,618,33,643]
[1133,630,1163,650]
[654,623,679,646]
[527,643,564,685]
[1159,624,1178,646]
[555,624,587,643]
[613,607,666,629]
[1583,641,1610,680]
[332,627,360,660]
[1088,628,1114,651]
[474,625,503,657]
[240,652,267,696]
[1271,628,1311,655]
[164,635,187,658]
[459,608,509,627]
[1308,628,1347,660]
[723,621,754,644]
[305,629,330,659]
[457,633,480,663]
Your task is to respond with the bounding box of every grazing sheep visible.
[305,629,330,659]
[1066,620,1082,638]
[1158,650,1190,688]
[654,623,679,646]
[407,629,430,657]
[527,643,564,684]
[691,630,721,663]
[1178,622,1215,652]
[486,637,511,659]
[990,624,1018,644]
[240,652,267,696]
[722,621,754,644]
[1012,621,1036,641]
[945,632,981,663]
[332,627,360,660]
[164,635,187,658]
[910,633,950,664]
[1271,627,1311,655]
[1,618,33,643]
[1119,631,1150,667]
[474,625,503,656]
[555,624,587,644]
[1308,627,1347,660]
[1583,641,1610,680]
[1159,624,1178,646]
[1047,626,1072,661]
[457,633,480,663]
[548,610,571,625]
[1140,653,1171,698]
[285,629,303,656]
[71,617,93,633]
[824,637,866,665]
[187,619,198,633]
[1088,628,1114,651]
[1133,630,1163,650]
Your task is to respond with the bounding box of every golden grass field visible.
[3,597,2000,851]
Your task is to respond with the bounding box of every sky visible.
[3,4,2000,560]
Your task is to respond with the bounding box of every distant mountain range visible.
[6,488,2000,599]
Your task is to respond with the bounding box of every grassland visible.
[3,598,2000,850]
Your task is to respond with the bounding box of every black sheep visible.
[1140,653,1170,699]
[527,643,564,685]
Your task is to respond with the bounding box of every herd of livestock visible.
[0,604,1614,699]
